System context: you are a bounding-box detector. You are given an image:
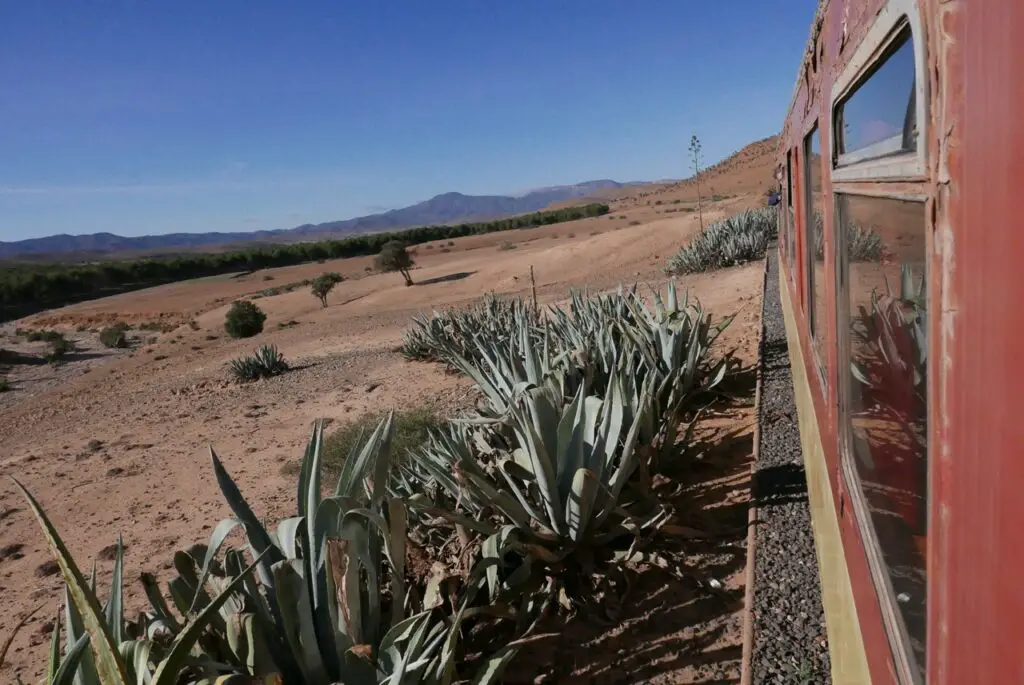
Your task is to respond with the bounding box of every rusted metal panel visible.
[931,1,1024,683]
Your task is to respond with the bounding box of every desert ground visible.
[0,140,776,682]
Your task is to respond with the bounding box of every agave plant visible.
[230,344,289,382]
[850,264,927,434]
[7,480,268,685]
[9,416,519,685]
[194,415,519,685]
[812,210,884,263]
[405,364,672,608]
[665,208,778,275]
[401,294,539,366]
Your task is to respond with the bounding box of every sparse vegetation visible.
[10,269,742,684]
[0,377,11,392]
[498,241,517,251]
[1,204,610,323]
[665,208,778,275]
[99,322,130,349]
[229,343,289,381]
[310,271,343,307]
[375,240,415,286]
[45,336,73,364]
[223,299,266,339]
[23,329,64,344]
[284,407,442,479]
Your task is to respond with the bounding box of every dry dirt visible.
[0,190,769,682]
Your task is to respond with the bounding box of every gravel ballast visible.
[750,249,832,683]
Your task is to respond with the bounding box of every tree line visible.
[0,203,609,322]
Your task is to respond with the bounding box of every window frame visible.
[834,191,929,685]
[830,3,932,681]
[786,149,796,278]
[830,0,929,182]
[803,123,827,388]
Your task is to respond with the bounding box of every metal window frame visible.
[803,124,827,389]
[834,191,929,685]
[831,0,928,182]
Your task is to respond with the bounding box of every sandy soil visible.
[0,199,766,682]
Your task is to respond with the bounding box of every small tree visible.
[224,300,266,339]
[375,240,415,286]
[689,134,704,231]
[311,272,343,308]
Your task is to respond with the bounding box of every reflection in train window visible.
[837,194,927,680]
[805,126,826,381]
[835,25,917,164]
[786,149,796,276]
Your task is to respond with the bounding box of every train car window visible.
[835,24,918,168]
[786,150,796,276]
[836,193,928,681]
[804,126,826,383]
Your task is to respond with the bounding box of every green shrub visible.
[99,325,129,349]
[375,240,415,286]
[25,329,64,343]
[665,208,778,274]
[0,377,11,392]
[223,300,266,338]
[46,336,73,364]
[229,344,288,381]
[283,407,441,479]
[310,271,343,307]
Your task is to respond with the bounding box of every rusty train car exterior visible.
[774,1,1023,683]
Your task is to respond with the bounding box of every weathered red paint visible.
[780,0,1024,682]
[930,1,1024,683]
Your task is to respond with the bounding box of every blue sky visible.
[1,1,817,241]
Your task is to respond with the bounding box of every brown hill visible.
[550,135,778,210]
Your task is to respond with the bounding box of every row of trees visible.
[0,203,609,322]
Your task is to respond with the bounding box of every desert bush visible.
[0,377,10,392]
[665,207,778,275]
[310,271,343,307]
[283,406,442,479]
[46,336,73,363]
[223,299,266,338]
[375,240,415,286]
[24,329,64,343]
[99,324,129,349]
[229,343,288,381]
[498,241,517,251]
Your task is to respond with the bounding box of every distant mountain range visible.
[0,179,641,260]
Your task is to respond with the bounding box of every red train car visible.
[775,1,1024,683]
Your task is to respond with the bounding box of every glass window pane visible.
[836,27,917,159]
[806,126,826,376]
[839,194,927,678]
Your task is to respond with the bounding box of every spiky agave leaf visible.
[230,345,289,382]
[665,208,778,275]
